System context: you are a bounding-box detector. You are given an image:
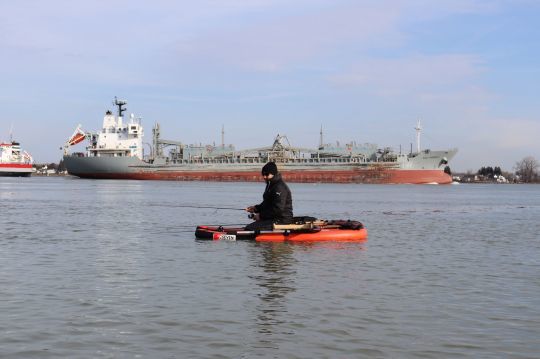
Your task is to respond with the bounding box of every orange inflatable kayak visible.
[195,219,367,242]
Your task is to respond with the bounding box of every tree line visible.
[476,156,539,183]
[477,166,502,177]
[514,156,539,183]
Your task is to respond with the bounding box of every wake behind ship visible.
[63,99,457,184]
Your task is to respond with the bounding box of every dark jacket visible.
[254,173,293,223]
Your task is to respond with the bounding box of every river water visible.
[1,177,539,358]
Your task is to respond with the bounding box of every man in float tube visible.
[245,162,293,231]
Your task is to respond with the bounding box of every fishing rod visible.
[176,223,248,228]
[172,204,246,211]
[162,204,256,223]
[147,203,246,211]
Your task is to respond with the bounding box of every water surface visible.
[1,177,539,358]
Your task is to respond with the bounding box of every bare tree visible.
[515,156,539,183]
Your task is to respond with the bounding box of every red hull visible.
[0,163,32,169]
[0,163,33,177]
[74,169,452,184]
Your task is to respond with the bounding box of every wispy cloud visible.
[328,54,485,94]
[172,2,403,71]
[477,117,540,149]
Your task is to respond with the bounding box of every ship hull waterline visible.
[0,164,33,177]
[63,157,452,184]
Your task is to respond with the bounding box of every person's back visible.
[245,162,293,231]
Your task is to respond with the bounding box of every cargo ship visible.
[0,139,33,177]
[62,99,457,184]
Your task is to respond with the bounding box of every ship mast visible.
[319,125,323,150]
[114,97,127,117]
[153,123,161,158]
[221,125,225,149]
[415,120,422,152]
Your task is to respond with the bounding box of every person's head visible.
[261,162,278,180]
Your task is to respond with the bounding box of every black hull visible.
[0,172,32,177]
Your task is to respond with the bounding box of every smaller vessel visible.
[0,140,33,177]
[195,219,367,242]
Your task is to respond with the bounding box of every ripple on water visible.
[1,179,540,357]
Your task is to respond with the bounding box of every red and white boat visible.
[195,219,368,242]
[0,141,33,177]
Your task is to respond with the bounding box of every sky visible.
[1,0,539,172]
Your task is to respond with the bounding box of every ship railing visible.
[164,156,372,166]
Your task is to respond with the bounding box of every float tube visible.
[195,219,367,242]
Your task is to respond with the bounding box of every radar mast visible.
[114,97,127,117]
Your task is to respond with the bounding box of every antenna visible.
[221,124,225,148]
[319,125,323,149]
[114,97,127,117]
[9,123,13,142]
[414,119,422,152]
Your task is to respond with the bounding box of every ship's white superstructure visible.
[64,98,143,159]
[0,140,33,177]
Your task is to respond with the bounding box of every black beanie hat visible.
[261,162,278,176]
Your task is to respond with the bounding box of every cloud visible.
[167,0,500,72]
[394,0,500,20]
[477,117,540,149]
[170,2,404,71]
[0,0,498,82]
[329,54,485,93]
